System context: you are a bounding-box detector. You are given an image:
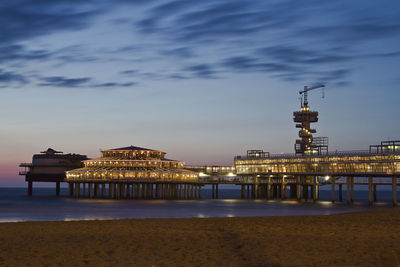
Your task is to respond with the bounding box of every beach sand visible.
[0,208,400,266]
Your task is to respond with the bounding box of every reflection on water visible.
[0,187,395,223]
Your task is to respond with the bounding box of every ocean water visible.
[0,187,397,222]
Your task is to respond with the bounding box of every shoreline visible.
[1,208,400,266]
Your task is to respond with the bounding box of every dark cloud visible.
[53,45,98,63]
[132,0,400,84]
[168,74,187,80]
[183,64,217,78]
[222,56,297,73]
[0,1,107,46]
[93,82,136,87]
[137,0,302,42]
[334,81,351,87]
[258,46,352,65]
[0,44,51,63]
[159,47,195,58]
[120,70,138,75]
[0,0,398,89]
[39,76,91,87]
[301,21,400,43]
[0,69,28,84]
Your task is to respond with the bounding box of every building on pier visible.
[65,146,201,199]
[66,146,198,182]
[234,141,400,204]
[19,148,87,196]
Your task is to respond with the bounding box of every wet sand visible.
[0,208,399,266]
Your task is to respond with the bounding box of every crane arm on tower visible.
[299,84,325,107]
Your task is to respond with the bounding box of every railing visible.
[19,163,33,167]
[235,150,400,160]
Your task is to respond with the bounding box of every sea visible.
[0,186,398,222]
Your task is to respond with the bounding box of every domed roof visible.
[104,145,165,153]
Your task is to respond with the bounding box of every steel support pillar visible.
[368,177,373,206]
[393,177,397,206]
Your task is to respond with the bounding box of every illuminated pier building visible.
[65,146,200,199]
[234,141,400,205]
[233,85,400,205]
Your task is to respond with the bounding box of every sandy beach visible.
[0,208,399,266]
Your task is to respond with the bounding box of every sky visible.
[1,0,400,186]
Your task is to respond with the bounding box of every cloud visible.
[137,0,300,42]
[93,82,136,87]
[183,64,217,78]
[0,1,108,46]
[221,56,298,73]
[301,21,400,43]
[159,47,195,58]
[0,69,28,84]
[39,76,91,87]
[0,0,399,89]
[0,44,52,63]
[120,70,138,75]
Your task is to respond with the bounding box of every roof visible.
[104,145,165,153]
[40,148,63,155]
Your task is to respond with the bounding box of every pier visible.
[19,85,400,205]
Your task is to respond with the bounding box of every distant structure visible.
[65,146,199,199]
[294,84,328,155]
[19,148,87,196]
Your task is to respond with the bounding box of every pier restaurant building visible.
[65,146,199,199]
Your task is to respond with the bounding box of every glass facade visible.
[66,146,198,182]
[235,153,400,176]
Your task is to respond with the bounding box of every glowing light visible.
[324,176,330,181]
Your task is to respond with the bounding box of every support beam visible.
[312,177,318,201]
[68,183,73,197]
[141,183,146,199]
[281,176,285,200]
[368,177,373,206]
[351,177,354,203]
[82,183,86,197]
[110,183,115,199]
[393,177,397,207]
[346,177,351,205]
[267,183,272,200]
[134,184,139,199]
[331,177,335,203]
[303,185,308,201]
[102,183,106,198]
[56,181,60,196]
[75,182,80,198]
[216,184,219,199]
[28,181,33,196]
[95,183,100,198]
[88,183,93,198]
[296,177,301,202]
